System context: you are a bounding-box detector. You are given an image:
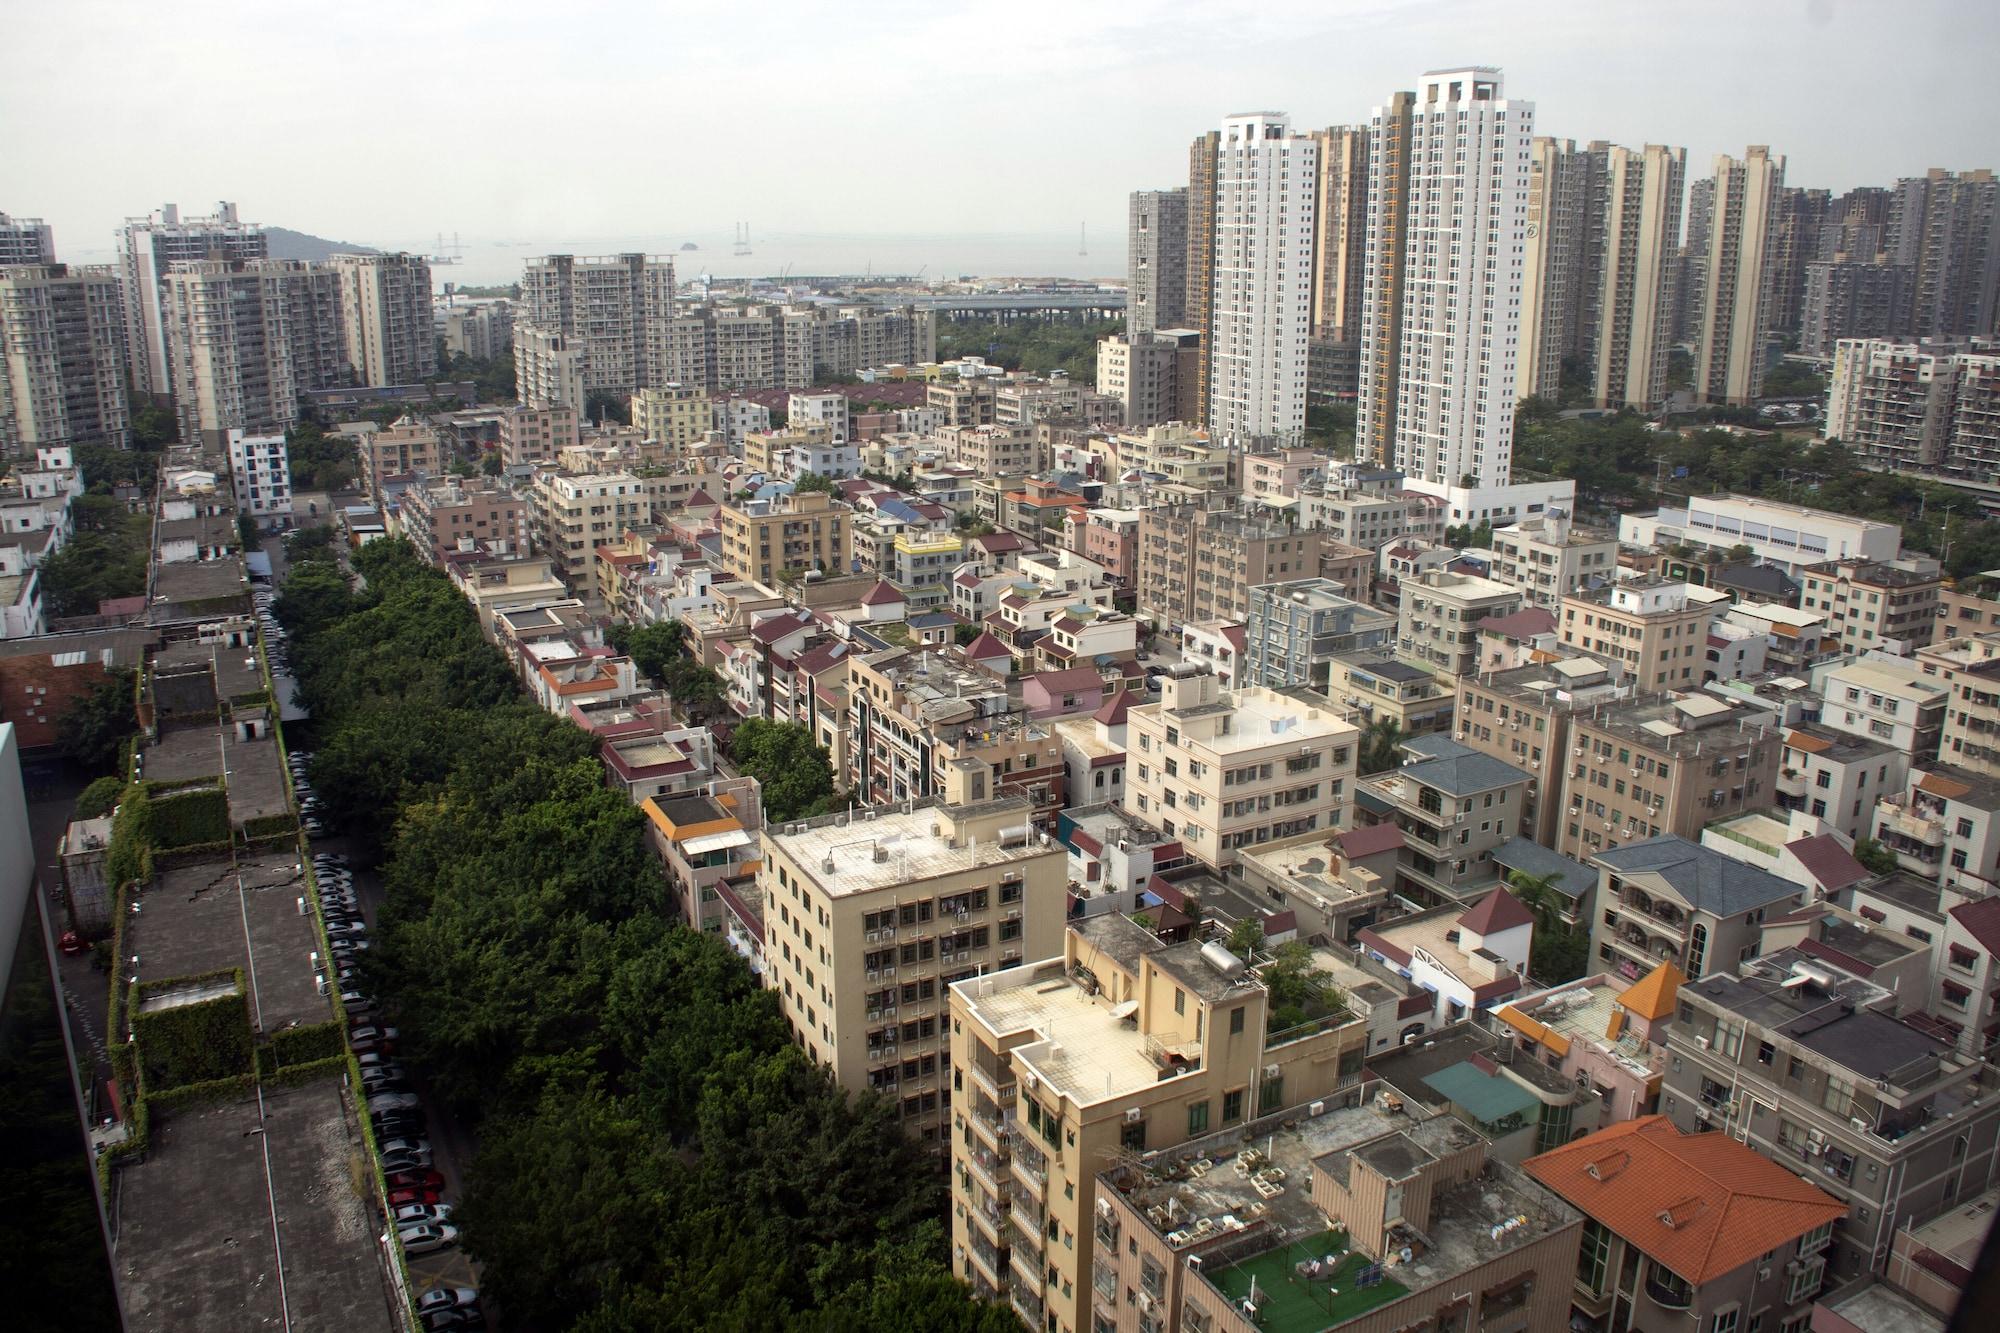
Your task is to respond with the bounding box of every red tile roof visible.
[1335,823,1405,858]
[1091,690,1134,725]
[1784,834,1869,894]
[1477,607,1558,641]
[1950,895,2000,956]
[1458,887,1535,937]
[860,579,905,607]
[1029,666,1102,694]
[961,632,1010,660]
[1525,1117,1845,1284]
[750,612,812,644]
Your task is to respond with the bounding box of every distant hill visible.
[265,226,379,261]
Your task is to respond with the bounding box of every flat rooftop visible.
[1819,1280,1945,1333]
[155,634,265,701]
[141,725,224,784]
[130,854,333,1031]
[225,726,291,825]
[956,962,1166,1106]
[115,1082,396,1332]
[1239,839,1393,906]
[153,559,250,606]
[1366,1023,1578,1100]
[1162,688,1357,756]
[775,798,1055,897]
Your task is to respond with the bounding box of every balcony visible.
[966,1187,1006,1243]
[1879,798,1945,848]
[968,1095,1015,1150]
[1643,1264,1693,1310]
[1612,893,1687,938]
[1008,1276,1045,1325]
[966,1143,1007,1195]
[967,1235,1006,1288]
[1008,1130,1049,1200]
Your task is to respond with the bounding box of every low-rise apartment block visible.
[1398,571,1524,677]
[1356,738,1532,905]
[1827,340,2000,478]
[1588,835,1805,983]
[763,794,1065,1152]
[717,489,850,587]
[1327,654,1456,739]
[1664,957,2000,1281]
[1802,558,1943,652]
[1914,629,2000,778]
[1138,506,1320,629]
[1558,690,1781,862]
[1814,655,1948,758]
[947,913,1371,1327]
[1456,656,1633,848]
[1490,514,1618,611]
[1560,579,1721,691]
[642,778,763,935]
[1496,961,1683,1123]
[1124,668,1360,870]
[500,403,579,466]
[527,469,654,602]
[224,429,290,521]
[1526,1114,1847,1333]
[631,383,710,457]
[399,475,525,563]
[1777,722,1907,843]
[1242,578,1396,691]
[1872,765,2000,895]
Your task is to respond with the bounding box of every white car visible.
[397,1223,459,1254]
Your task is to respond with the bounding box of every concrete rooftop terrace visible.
[774,800,1055,897]
[130,853,332,1031]
[958,961,1167,1106]
[115,1082,398,1332]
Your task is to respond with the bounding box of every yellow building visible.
[717,488,851,586]
[759,794,1066,1153]
[630,383,710,459]
[949,914,1368,1327]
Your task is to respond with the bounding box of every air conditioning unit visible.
[1695,1034,1710,1049]
[1264,1064,1281,1079]
[1125,1107,1143,1123]
[867,970,879,982]
[866,931,879,943]
[958,910,971,922]
[1308,1100,1327,1117]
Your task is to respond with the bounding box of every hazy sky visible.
[9,0,1997,263]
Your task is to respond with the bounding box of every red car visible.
[386,1169,446,1193]
[59,931,87,956]
[388,1186,443,1207]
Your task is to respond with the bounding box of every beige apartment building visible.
[1559,579,1718,691]
[1456,657,1633,849]
[948,914,1370,1327]
[1801,556,1942,652]
[717,489,851,586]
[399,475,526,564]
[1917,629,2000,778]
[1593,144,1686,410]
[527,470,653,602]
[1397,571,1523,677]
[630,383,711,457]
[1123,668,1359,870]
[500,403,579,466]
[359,416,446,493]
[928,378,997,426]
[1696,147,1785,406]
[0,263,129,455]
[1557,690,1781,863]
[162,258,347,447]
[515,322,587,411]
[1489,515,1618,611]
[760,794,1065,1153]
[1137,506,1319,629]
[330,252,433,387]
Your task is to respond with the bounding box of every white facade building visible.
[1207,112,1318,449]
[1365,68,1534,488]
[226,429,292,521]
[117,202,266,396]
[1619,494,1902,574]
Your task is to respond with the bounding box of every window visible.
[1577,1217,1612,1295]
[1230,1007,1245,1035]
[1187,1101,1210,1136]
[1223,1090,1244,1123]
[1711,1309,1740,1333]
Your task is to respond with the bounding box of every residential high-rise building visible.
[1888,169,2000,339]
[759,794,1065,1154]
[514,323,587,412]
[225,429,291,520]
[1593,144,1687,410]
[1674,175,1717,344]
[330,252,434,387]
[1184,129,1220,428]
[1695,147,1786,406]
[1308,125,1370,399]
[630,383,710,458]
[1519,137,1593,399]
[1820,185,1893,261]
[1365,68,1533,487]
[1799,260,1913,358]
[1126,188,1187,337]
[162,259,347,448]
[117,202,267,397]
[1136,505,1319,628]
[1357,89,1416,464]
[0,213,56,266]
[0,264,129,458]
[1759,186,1832,338]
[1094,331,1178,428]
[441,299,513,360]
[1205,112,1318,447]
[516,253,676,399]
[1826,339,2000,476]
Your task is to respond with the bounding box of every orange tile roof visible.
[1616,961,1686,1022]
[1524,1117,1844,1283]
[1918,772,1974,799]
[1785,730,1832,755]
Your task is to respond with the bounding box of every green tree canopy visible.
[730,719,838,821]
[57,675,136,776]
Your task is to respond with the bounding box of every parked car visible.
[387,1168,446,1192]
[373,1115,429,1140]
[349,1024,399,1042]
[389,1186,443,1208]
[377,1138,432,1161]
[397,1223,458,1255]
[379,1151,432,1174]
[392,1203,454,1228]
[416,1287,480,1316]
[368,1091,421,1112]
[420,1309,482,1332]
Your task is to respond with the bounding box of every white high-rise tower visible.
[1365,68,1533,488]
[1206,112,1318,448]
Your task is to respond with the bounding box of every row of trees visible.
[276,539,1008,1330]
[934,314,1121,380]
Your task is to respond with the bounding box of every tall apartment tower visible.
[116,202,267,397]
[0,214,56,266]
[1364,68,1533,488]
[1308,125,1371,398]
[1593,144,1687,410]
[1205,112,1319,448]
[1674,175,1717,344]
[1759,186,1832,337]
[1126,188,1188,337]
[1183,129,1220,427]
[1519,138,1593,399]
[163,259,348,448]
[1887,169,2000,339]
[1356,90,1416,464]
[516,253,677,398]
[331,252,434,387]
[1695,147,1785,406]
[0,265,129,458]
